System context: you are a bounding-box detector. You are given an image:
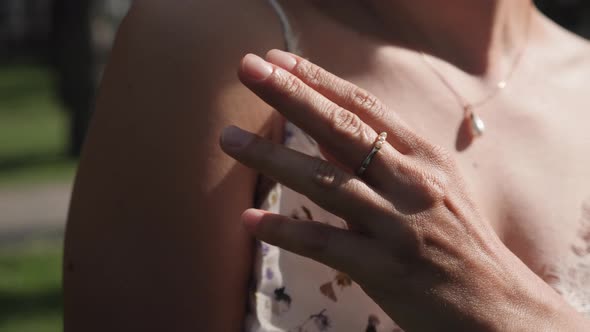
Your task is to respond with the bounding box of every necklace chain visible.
[362,1,536,137]
[419,3,535,114]
[420,50,520,112]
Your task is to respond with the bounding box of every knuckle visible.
[329,106,367,140]
[311,158,346,190]
[422,171,448,201]
[398,162,446,204]
[411,168,434,194]
[409,137,433,156]
[416,143,452,166]
[409,167,446,203]
[297,59,324,87]
[281,72,304,96]
[423,144,457,173]
[430,144,452,164]
[350,88,384,118]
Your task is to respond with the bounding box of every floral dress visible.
[245,120,403,332]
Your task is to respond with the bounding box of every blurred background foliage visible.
[0,1,588,331]
[1,1,130,331]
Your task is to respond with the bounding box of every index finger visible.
[265,49,417,154]
[238,53,402,184]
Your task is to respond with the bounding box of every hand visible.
[219,50,587,331]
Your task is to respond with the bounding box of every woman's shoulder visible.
[536,13,590,82]
[126,0,285,55]
[113,0,287,141]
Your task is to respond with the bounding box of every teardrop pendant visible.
[469,112,485,137]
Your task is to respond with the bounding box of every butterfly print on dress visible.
[291,309,331,332]
[319,271,353,302]
[274,287,293,315]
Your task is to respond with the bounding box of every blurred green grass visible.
[0,241,62,332]
[0,64,76,187]
[0,63,73,331]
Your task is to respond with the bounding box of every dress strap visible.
[267,0,301,55]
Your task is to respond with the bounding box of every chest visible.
[277,0,590,309]
[345,63,590,274]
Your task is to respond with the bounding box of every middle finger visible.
[219,125,399,234]
[238,53,402,185]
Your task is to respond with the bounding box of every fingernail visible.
[242,54,273,81]
[221,126,254,148]
[241,209,266,233]
[266,49,297,71]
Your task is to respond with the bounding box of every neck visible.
[364,0,536,75]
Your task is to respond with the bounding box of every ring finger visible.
[238,53,403,185]
[219,125,400,234]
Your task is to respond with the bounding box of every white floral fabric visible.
[245,121,403,332]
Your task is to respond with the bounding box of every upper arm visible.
[63,1,284,330]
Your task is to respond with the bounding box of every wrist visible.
[479,248,588,332]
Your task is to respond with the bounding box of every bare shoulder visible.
[65,1,288,329]
[534,13,590,88]
[126,0,284,53]
[104,0,287,140]
[78,0,289,203]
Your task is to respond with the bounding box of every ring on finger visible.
[356,132,388,176]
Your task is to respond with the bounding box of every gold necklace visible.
[418,6,534,138]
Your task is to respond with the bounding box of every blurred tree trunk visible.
[51,0,94,158]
